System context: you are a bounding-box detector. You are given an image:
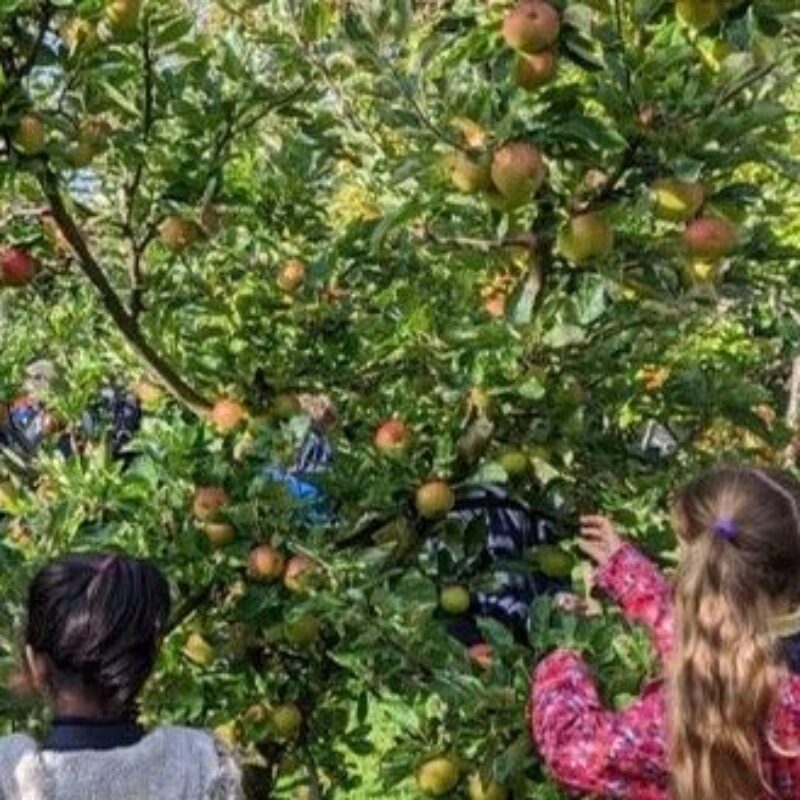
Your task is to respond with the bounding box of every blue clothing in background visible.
[262,428,334,525]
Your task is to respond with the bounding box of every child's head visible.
[670,466,800,800]
[23,553,171,718]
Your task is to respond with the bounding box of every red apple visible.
[1,248,37,286]
[159,216,201,252]
[468,643,494,671]
[558,212,615,265]
[277,259,306,293]
[211,399,247,433]
[502,1,561,54]
[682,217,737,260]
[248,545,286,582]
[15,115,45,155]
[374,419,409,454]
[201,522,236,548]
[283,554,316,593]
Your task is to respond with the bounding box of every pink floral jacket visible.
[529,544,800,799]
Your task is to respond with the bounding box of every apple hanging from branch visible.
[1,247,37,286]
[490,142,547,207]
[502,1,561,54]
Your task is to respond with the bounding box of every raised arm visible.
[580,517,675,662]
[529,650,668,798]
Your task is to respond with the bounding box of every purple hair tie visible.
[712,517,738,541]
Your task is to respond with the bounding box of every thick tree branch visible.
[38,168,212,416]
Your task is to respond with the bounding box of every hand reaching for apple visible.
[578,515,624,567]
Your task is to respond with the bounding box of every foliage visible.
[1,0,800,797]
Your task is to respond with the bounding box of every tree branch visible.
[167,578,220,633]
[576,138,640,213]
[413,226,538,254]
[0,2,53,104]
[38,168,213,416]
[126,17,156,320]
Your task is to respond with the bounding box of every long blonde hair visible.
[670,467,800,800]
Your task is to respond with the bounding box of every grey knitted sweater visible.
[0,726,243,800]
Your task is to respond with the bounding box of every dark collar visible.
[43,716,144,752]
[783,634,800,675]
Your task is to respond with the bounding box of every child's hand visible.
[554,592,602,617]
[578,515,624,567]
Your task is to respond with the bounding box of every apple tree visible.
[1,0,799,797]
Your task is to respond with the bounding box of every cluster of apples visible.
[247,544,317,594]
[502,0,561,91]
[417,756,508,800]
[192,486,316,587]
[446,139,547,211]
[651,178,737,285]
[211,699,304,750]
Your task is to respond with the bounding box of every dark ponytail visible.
[25,553,171,715]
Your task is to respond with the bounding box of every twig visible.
[379,55,463,150]
[575,138,640,214]
[686,62,779,123]
[0,2,53,104]
[126,17,156,319]
[167,579,219,633]
[0,205,49,229]
[301,742,323,800]
[414,226,538,253]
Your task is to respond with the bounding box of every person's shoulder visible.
[146,725,235,762]
[0,733,37,766]
[147,726,241,793]
[147,725,218,750]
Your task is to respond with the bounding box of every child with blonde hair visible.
[530,466,800,800]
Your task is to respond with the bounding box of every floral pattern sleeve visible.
[594,543,675,662]
[529,650,668,798]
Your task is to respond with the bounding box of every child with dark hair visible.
[0,553,243,799]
